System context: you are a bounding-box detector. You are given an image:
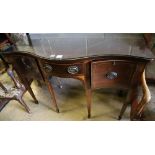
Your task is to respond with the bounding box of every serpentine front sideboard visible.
[1,34,154,120]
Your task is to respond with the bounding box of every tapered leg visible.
[23,78,39,104]
[118,102,129,120]
[27,85,39,104]
[86,89,92,118]
[18,98,31,113]
[45,79,59,113]
[83,79,92,118]
[130,99,140,121]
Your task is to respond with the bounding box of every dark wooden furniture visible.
[1,34,154,120]
[1,53,40,105]
[0,33,17,52]
[0,33,17,73]
[0,67,38,113]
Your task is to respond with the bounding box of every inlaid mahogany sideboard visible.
[1,34,154,120]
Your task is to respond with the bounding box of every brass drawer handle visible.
[67,66,79,74]
[106,72,118,80]
[43,64,53,72]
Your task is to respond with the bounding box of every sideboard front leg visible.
[86,89,92,119]
[45,78,59,113]
[83,78,92,118]
[130,70,151,120]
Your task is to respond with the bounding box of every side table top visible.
[30,33,155,60]
[1,33,155,61]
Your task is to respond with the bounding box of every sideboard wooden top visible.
[28,33,154,60]
[1,33,154,61]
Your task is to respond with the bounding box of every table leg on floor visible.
[45,78,59,113]
[83,79,92,118]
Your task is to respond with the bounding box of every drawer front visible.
[91,60,136,89]
[42,62,85,77]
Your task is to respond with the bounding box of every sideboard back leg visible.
[24,78,39,104]
[118,102,129,120]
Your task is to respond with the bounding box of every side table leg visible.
[86,89,92,118]
[45,78,59,113]
[25,78,39,104]
[130,70,151,120]
[118,102,129,120]
[83,79,92,118]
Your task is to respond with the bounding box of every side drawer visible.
[41,62,85,77]
[91,60,136,89]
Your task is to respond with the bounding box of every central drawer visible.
[91,60,136,89]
